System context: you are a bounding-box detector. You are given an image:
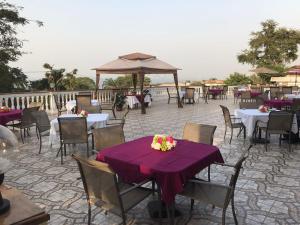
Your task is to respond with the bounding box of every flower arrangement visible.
[151,134,176,152]
[0,106,10,113]
[79,110,88,117]
[258,105,268,113]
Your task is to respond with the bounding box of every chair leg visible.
[38,135,42,154]
[112,108,116,118]
[20,129,24,144]
[190,199,194,211]
[86,142,89,158]
[88,203,91,225]
[279,134,282,146]
[289,133,292,152]
[64,144,67,156]
[208,165,211,182]
[168,97,170,104]
[229,129,233,144]
[61,145,64,164]
[231,195,238,225]
[222,208,226,225]
[265,132,268,152]
[224,127,227,140]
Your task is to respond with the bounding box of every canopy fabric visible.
[287,65,300,74]
[93,52,178,74]
[250,67,278,74]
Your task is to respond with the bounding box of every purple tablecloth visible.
[208,89,223,96]
[264,99,293,109]
[0,109,22,126]
[237,91,261,98]
[96,136,224,204]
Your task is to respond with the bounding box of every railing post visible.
[49,92,55,114]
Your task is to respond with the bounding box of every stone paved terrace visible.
[2,97,300,225]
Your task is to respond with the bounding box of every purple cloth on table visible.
[236,91,261,97]
[96,136,224,204]
[0,109,22,126]
[264,99,293,109]
[208,89,223,95]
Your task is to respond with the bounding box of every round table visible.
[65,100,99,113]
[0,109,22,126]
[126,95,151,109]
[49,113,109,145]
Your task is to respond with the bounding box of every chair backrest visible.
[28,102,44,110]
[58,117,88,144]
[21,107,38,126]
[72,154,122,209]
[76,94,92,112]
[239,102,258,109]
[292,86,298,92]
[92,125,125,152]
[185,88,195,98]
[270,87,280,99]
[267,111,294,132]
[292,99,300,111]
[241,91,251,101]
[183,123,216,145]
[80,105,101,114]
[220,105,232,127]
[31,110,50,133]
[282,87,292,94]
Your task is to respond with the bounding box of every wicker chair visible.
[53,94,67,116]
[8,107,38,143]
[220,105,246,144]
[233,87,240,104]
[106,103,129,128]
[76,94,92,113]
[28,102,44,110]
[292,86,298,92]
[31,110,51,154]
[167,88,178,104]
[254,111,294,152]
[183,123,217,181]
[201,85,209,103]
[80,105,101,114]
[292,99,300,111]
[72,154,152,225]
[240,91,251,102]
[57,117,89,164]
[270,87,280,99]
[239,102,258,109]
[184,88,195,104]
[183,123,216,145]
[179,146,252,225]
[92,125,125,153]
[222,86,228,99]
[100,92,117,118]
[282,86,292,94]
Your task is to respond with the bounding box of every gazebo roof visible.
[93,52,179,74]
[250,67,278,74]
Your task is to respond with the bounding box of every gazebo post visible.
[173,72,183,108]
[132,73,137,92]
[95,71,101,99]
[139,72,146,114]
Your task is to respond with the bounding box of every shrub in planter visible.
[115,93,126,111]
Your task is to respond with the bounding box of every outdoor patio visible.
[2,97,300,225]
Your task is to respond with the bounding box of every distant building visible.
[271,74,299,86]
[202,79,224,86]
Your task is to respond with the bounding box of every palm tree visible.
[43,63,65,91]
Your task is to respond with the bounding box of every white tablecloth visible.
[235,109,298,137]
[126,95,151,109]
[65,100,100,113]
[49,113,109,145]
[285,94,300,100]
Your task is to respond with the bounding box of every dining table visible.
[284,94,300,100]
[49,113,109,145]
[96,136,224,206]
[208,89,223,99]
[126,95,151,109]
[0,109,22,126]
[235,109,298,138]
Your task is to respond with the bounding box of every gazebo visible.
[93,52,182,114]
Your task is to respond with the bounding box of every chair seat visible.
[9,122,35,129]
[180,181,232,208]
[97,183,152,215]
[231,122,244,128]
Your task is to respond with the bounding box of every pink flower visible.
[157,137,163,144]
[166,136,174,143]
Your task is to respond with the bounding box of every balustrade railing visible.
[0,86,237,113]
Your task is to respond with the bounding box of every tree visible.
[0,1,42,92]
[224,72,252,86]
[74,77,95,90]
[30,78,49,90]
[249,74,264,85]
[43,63,65,91]
[103,75,151,89]
[238,20,300,69]
[62,69,77,90]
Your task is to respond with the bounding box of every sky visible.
[9,0,300,84]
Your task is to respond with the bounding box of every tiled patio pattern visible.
[2,97,300,224]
